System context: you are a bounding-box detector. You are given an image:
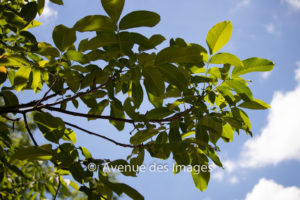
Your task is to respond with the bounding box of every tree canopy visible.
[0,0,274,199]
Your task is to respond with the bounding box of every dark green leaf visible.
[37,42,60,57]
[1,91,19,107]
[33,112,65,143]
[101,0,125,22]
[49,0,63,5]
[119,11,160,30]
[64,50,89,64]
[73,15,116,32]
[130,128,158,145]
[20,2,38,22]
[11,144,53,161]
[52,25,76,52]
[155,46,204,65]
[110,100,125,131]
[158,64,189,91]
[143,67,165,96]
[37,0,45,15]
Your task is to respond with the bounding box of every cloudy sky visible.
[30,0,300,199]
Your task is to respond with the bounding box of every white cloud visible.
[282,0,300,10]
[245,178,300,200]
[265,23,275,34]
[239,62,300,168]
[36,0,58,22]
[229,176,239,184]
[223,160,237,173]
[212,170,224,181]
[231,0,251,12]
[261,71,272,79]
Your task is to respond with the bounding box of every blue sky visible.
[28,0,300,199]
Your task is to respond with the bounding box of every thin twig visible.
[34,77,60,108]
[23,113,38,146]
[33,73,117,111]
[46,106,194,124]
[53,176,61,200]
[0,92,59,113]
[64,121,146,148]
[100,195,108,200]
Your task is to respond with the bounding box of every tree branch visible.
[23,113,38,146]
[0,92,59,114]
[34,77,60,108]
[53,176,61,200]
[64,121,146,148]
[46,106,194,124]
[33,73,117,111]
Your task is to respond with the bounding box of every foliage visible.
[0,0,274,199]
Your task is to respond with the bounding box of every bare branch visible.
[53,176,61,200]
[33,73,118,111]
[64,121,146,148]
[34,77,60,108]
[46,106,194,124]
[46,107,134,123]
[23,113,38,146]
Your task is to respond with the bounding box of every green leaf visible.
[132,81,143,108]
[191,166,210,191]
[210,52,243,67]
[130,128,159,145]
[11,144,53,161]
[130,149,144,166]
[101,0,125,22]
[232,57,275,77]
[33,112,65,143]
[63,128,77,144]
[14,66,31,92]
[64,50,89,64]
[155,46,204,65]
[158,64,189,91]
[238,99,271,110]
[206,21,233,54]
[1,91,19,107]
[20,2,38,22]
[108,160,136,177]
[49,0,63,5]
[225,78,253,101]
[119,11,160,30]
[0,55,31,67]
[117,183,144,200]
[146,107,172,120]
[37,42,60,57]
[31,68,41,93]
[222,123,233,142]
[73,15,116,32]
[52,25,76,52]
[110,100,125,131]
[88,99,109,120]
[80,147,92,159]
[82,32,118,51]
[143,67,165,96]
[37,0,45,15]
